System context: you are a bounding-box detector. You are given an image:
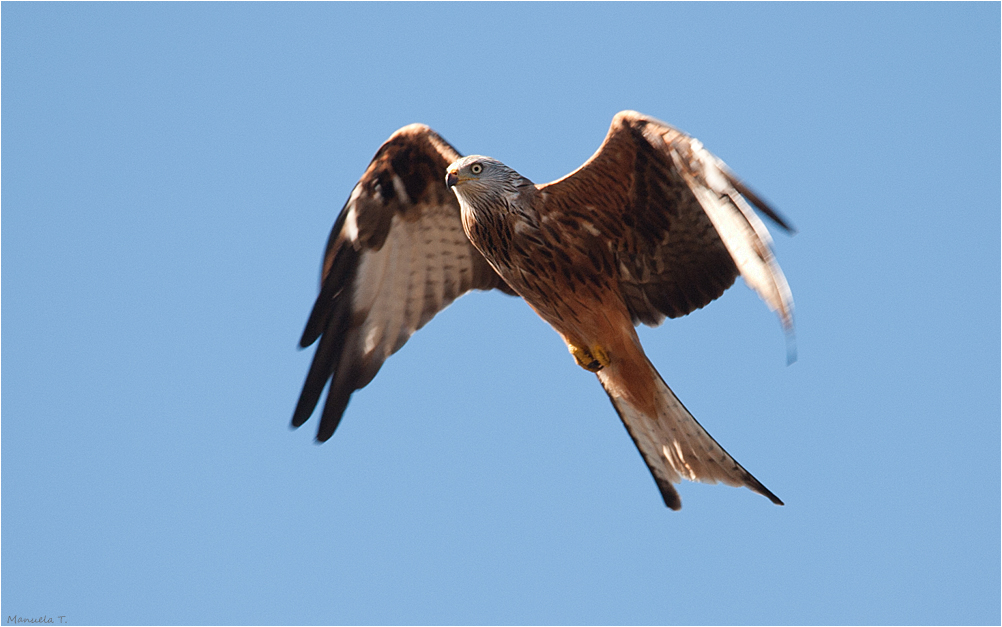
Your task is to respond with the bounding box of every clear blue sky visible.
[3,3,999,625]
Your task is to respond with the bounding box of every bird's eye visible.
[470,163,483,175]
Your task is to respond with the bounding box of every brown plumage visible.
[292,125,514,442]
[294,111,794,509]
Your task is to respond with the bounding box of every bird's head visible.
[446,156,535,214]
[445,156,512,188]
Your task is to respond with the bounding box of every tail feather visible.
[597,353,782,510]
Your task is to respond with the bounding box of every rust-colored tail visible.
[596,341,782,510]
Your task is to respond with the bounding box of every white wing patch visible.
[351,206,484,368]
[343,185,363,243]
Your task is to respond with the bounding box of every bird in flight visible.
[293,111,794,510]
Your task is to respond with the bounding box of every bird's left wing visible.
[539,110,794,342]
[293,125,514,442]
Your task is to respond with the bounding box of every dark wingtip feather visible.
[291,399,314,429]
[726,174,797,234]
[299,243,359,349]
[292,298,351,429]
[290,346,334,429]
[316,378,355,442]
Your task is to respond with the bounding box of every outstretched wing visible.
[539,110,794,341]
[293,124,513,442]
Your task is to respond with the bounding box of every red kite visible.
[294,111,794,510]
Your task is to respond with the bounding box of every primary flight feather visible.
[293,111,794,509]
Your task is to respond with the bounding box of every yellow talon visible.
[570,344,611,372]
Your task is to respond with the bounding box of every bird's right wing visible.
[293,124,514,442]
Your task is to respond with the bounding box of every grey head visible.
[445,155,536,215]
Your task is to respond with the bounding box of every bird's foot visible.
[569,343,610,372]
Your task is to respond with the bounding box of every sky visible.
[2,3,999,625]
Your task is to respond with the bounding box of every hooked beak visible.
[445,170,459,188]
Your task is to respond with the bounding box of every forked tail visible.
[597,349,783,510]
